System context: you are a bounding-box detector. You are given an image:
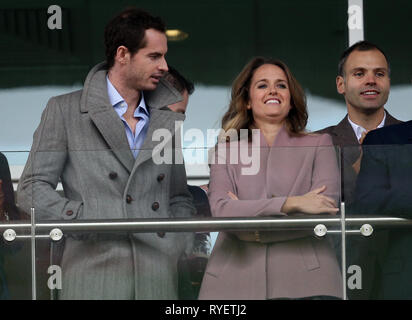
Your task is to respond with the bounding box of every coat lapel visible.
[331,116,359,146]
[88,108,135,172]
[133,109,184,169]
[80,62,135,173]
[132,78,183,169]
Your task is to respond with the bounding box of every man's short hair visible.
[338,40,390,77]
[104,8,166,69]
[164,66,195,95]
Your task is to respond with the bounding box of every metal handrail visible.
[2,214,411,301]
[1,215,412,233]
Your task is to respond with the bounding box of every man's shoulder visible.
[51,89,83,104]
[385,110,403,126]
[48,62,108,113]
[45,89,83,112]
[316,125,336,135]
[315,115,356,146]
[316,115,348,136]
[292,132,333,146]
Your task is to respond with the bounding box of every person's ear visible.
[336,75,345,95]
[114,46,130,65]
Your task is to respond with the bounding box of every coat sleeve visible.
[168,139,196,256]
[169,162,196,219]
[168,125,196,219]
[17,97,83,220]
[207,143,287,218]
[311,134,340,205]
[259,134,340,243]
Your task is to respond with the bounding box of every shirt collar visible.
[106,76,149,116]
[348,111,386,142]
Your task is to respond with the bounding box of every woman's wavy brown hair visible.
[221,57,308,139]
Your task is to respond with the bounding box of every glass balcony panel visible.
[20,144,346,300]
[345,144,412,299]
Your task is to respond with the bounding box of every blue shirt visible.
[106,76,150,159]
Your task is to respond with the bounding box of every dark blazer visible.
[317,111,401,205]
[353,121,412,299]
[317,111,401,300]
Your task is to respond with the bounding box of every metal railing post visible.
[341,202,347,300]
[30,207,36,300]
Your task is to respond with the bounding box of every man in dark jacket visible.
[317,41,401,205]
[353,121,412,299]
[317,41,402,299]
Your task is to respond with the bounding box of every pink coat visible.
[198,127,343,299]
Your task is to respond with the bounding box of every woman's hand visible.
[227,191,238,200]
[281,185,339,215]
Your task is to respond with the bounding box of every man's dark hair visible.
[164,66,195,95]
[338,40,390,77]
[104,8,166,69]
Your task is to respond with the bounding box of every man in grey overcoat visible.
[17,8,195,299]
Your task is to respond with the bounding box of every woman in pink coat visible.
[198,57,343,300]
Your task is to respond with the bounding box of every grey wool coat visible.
[17,62,196,299]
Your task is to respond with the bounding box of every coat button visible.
[109,172,118,179]
[157,232,166,238]
[66,210,74,216]
[157,173,165,182]
[126,195,133,204]
[152,202,160,211]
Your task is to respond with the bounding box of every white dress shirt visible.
[348,111,387,142]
